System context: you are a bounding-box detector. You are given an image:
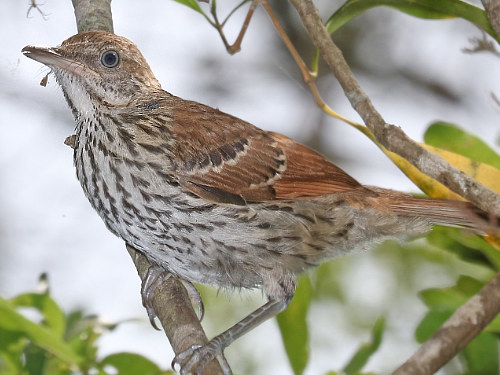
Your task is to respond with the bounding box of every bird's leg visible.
[172,295,293,375]
[141,266,205,329]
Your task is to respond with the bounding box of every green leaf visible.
[427,227,500,270]
[64,309,123,366]
[0,297,81,367]
[171,0,204,14]
[277,276,312,375]
[24,344,47,375]
[463,332,499,375]
[485,313,500,334]
[10,293,66,337]
[419,288,464,312]
[171,0,213,25]
[312,261,346,301]
[415,309,451,343]
[67,321,100,365]
[456,275,484,295]
[99,352,169,375]
[324,0,497,41]
[416,276,485,343]
[419,275,483,311]
[0,329,27,374]
[424,122,500,170]
[343,317,385,374]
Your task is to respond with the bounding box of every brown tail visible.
[371,188,499,235]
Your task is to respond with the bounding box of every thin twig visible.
[260,0,359,126]
[463,33,500,57]
[211,0,258,54]
[27,0,49,20]
[221,0,251,27]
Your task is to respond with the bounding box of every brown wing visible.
[168,97,362,204]
[270,132,362,199]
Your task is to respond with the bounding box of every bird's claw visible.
[140,265,171,330]
[171,344,201,374]
[141,266,205,329]
[180,279,205,321]
[172,341,231,375]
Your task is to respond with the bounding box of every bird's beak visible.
[22,45,89,76]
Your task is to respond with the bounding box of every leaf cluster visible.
[0,277,171,375]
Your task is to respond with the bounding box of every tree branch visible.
[289,0,500,216]
[126,245,225,375]
[72,0,113,33]
[482,0,500,38]
[70,1,225,373]
[392,271,500,375]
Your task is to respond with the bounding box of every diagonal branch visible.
[289,0,500,216]
[392,270,500,375]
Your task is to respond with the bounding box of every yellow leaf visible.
[385,144,500,249]
[385,147,464,200]
[348,122,465,200]
[421,144,500,195]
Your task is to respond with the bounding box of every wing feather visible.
[167,96,362,203]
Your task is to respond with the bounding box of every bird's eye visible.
[100,50,119,68]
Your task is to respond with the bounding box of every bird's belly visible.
[74,146,272,289]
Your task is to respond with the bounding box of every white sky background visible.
[1,1,499,374]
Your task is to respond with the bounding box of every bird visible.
[22,31,494,374]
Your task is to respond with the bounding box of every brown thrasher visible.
[22,31,492,374]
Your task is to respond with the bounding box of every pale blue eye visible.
[101,50,119,68]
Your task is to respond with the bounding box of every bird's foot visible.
[172,338,232,375]
[141,266,205,329]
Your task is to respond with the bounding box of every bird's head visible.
[22,31,161,109]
